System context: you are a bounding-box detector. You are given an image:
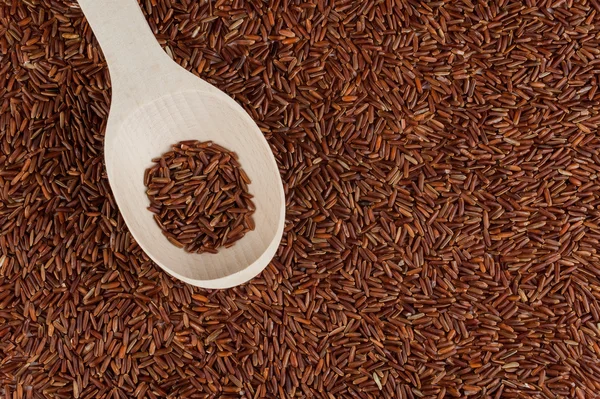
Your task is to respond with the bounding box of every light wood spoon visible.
[78,0,285,288]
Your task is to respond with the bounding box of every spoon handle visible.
[77,0,169,90]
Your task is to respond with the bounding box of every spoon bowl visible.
[79,0,285,288]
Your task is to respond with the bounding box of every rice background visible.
[1,0,600,398]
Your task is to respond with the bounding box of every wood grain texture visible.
[77,0,285,288]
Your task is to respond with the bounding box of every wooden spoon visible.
[78,0,285,288]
